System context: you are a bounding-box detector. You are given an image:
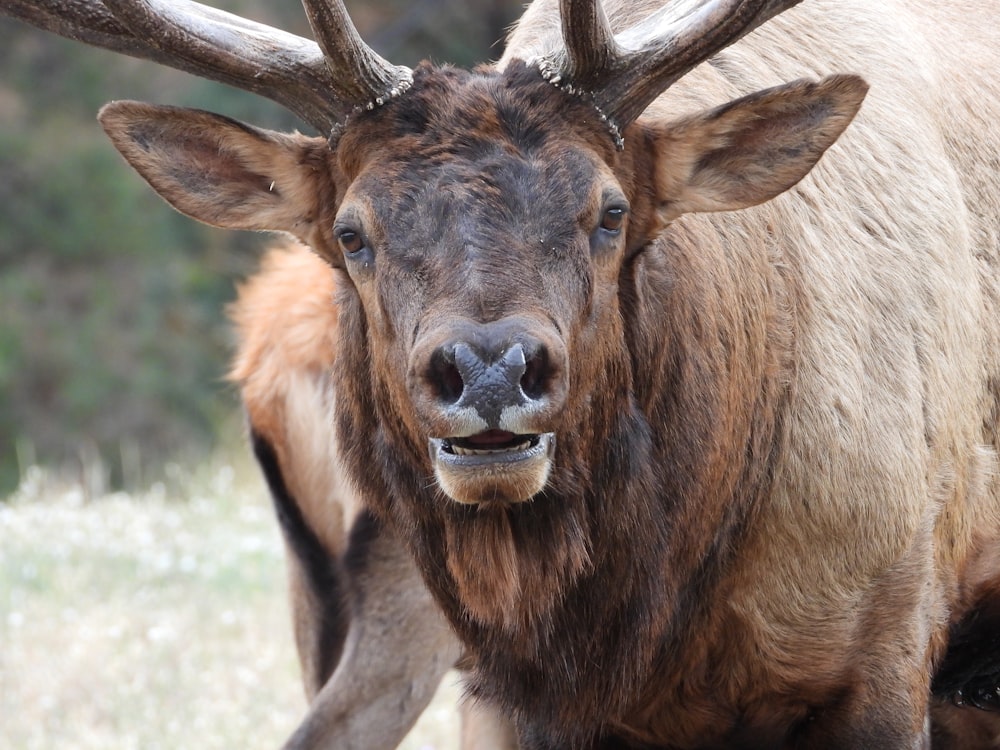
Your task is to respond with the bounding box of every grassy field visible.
[0,460,461,750]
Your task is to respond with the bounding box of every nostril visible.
[520,346,548,401]
[429,347,464,405]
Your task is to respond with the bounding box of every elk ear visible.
[98,101,330,236]
[646,74,868,224]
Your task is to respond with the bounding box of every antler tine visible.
[558,0,619,89]
[612,0,804,125]
[550,0,803,132]
[301,0,413,111]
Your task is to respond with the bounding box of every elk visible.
[5,0,1000,748]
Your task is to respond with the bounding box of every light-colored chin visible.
[430,433,555,505]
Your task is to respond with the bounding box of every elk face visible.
[327,63,634,506]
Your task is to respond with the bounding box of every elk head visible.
[5,0,867,512]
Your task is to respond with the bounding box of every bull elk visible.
[6,0,1000,747]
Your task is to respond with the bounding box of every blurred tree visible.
[0,0,520,495]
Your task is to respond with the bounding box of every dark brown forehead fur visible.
[331,59,633,322]
[336,59,621,178]
[330,59,662,274]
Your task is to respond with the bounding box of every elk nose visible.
[429,340,549,427]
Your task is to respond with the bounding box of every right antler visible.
[0,0,413,137]
[538,0,804,137]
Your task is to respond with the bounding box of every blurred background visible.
[0,0,521,496]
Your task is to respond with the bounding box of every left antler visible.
[0,0,413,136]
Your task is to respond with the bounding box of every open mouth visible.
[429,431,555,504]
[430,430,554,465]
[447,430,538,455]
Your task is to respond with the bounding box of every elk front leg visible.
[282,510,462,750]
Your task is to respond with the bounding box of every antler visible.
[0,0,413,136]
[540,0,804,130]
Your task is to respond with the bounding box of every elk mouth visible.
[438,430,548,460]
[429,431,555,504]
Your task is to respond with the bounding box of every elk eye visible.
[600,207,626,234]
[337,228,365,256]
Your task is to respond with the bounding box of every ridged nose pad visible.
[455,343,527,422]
[452,342,527,394]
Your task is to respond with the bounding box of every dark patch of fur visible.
[933,583,1000,711]
[340,507,393,618]
[250,430,348,688]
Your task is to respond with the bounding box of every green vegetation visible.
[0,21,275,494]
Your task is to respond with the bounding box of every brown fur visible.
[23,0,1000,748]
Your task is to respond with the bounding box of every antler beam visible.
[0,0,413,136]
